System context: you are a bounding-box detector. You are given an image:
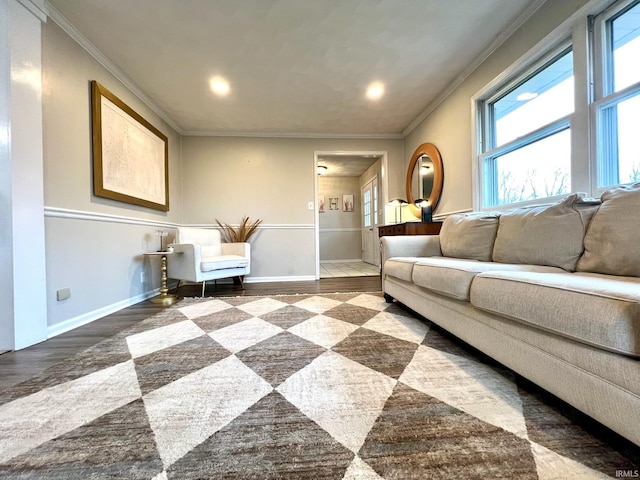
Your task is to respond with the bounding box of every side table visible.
[378,221,442,237]
[143,251,181,305]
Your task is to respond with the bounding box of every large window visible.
[594,0,640,188]
[478,47,574,208]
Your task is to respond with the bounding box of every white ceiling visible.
[47,0,540,137]
[317,155,380,177]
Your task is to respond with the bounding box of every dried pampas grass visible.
[215,216,263,243]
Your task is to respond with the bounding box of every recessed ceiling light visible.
[516,92,538,101]
[366,83,384,100]
[209,77,230,96]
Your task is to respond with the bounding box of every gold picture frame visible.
[91,80,169,211]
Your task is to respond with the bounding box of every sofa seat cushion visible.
[201,255,249,272]
[470,271,640,357]
[412,258,563,301]
[384,257,426,282]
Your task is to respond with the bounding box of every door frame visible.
[313,151,389,280]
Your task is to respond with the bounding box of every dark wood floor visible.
[0,276,381,390]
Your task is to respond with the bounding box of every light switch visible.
[308,201,314,210]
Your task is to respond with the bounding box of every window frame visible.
[476,41,574,210]
[591,0,640,193]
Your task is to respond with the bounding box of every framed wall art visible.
[343,194,354,212]
[91,80,169,211]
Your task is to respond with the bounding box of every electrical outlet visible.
[307,201,314,210]
[56,287,71,301]
[140,271,145,283]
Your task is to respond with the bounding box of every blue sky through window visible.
[492,50,573,147]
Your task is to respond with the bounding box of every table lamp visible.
[155,230,168,252]
[387,199,408,223]
[414,199,432,222]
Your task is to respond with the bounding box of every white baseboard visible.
[47,275,318,339]
[47,288,160,339]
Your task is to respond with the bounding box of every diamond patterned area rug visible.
[0,292,638,479]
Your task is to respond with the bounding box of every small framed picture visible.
[329,197,339,210]
[343,194,354,212]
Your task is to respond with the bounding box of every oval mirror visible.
[405,142,444,219]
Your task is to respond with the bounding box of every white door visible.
[361,177,378,265]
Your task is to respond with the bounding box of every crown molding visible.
[183,130,403,139]
[402,0,548,138]
[17,0,48,22]
[45,2,183,134]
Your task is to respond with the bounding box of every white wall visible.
[403,0,590,216]
[42,20,183,331]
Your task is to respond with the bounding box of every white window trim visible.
[477,44,573,210]
[590,0,640,194]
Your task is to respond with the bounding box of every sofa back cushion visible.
[440,213,500,261]
[577,182,640,277]
[492,194,600,271]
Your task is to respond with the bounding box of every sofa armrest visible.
[380,235,442,266]
[167,243,202,282]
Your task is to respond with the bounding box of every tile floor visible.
[319,261,380,278]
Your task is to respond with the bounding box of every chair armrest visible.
[167,243,202,282]
[380,235,442,267]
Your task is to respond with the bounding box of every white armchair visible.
[168,227,250,296]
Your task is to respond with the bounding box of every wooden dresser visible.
[378,221,442,237]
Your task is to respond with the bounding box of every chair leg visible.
[202,281,206,297]
[237,276,245,290]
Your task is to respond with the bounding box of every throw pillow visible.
[577,182,640,277]
[440,213,500,261]
[492,193,600,271]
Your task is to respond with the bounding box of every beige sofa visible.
[381,184,640,446]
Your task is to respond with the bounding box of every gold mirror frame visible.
[405,142,444,219]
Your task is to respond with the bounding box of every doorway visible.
[361,175,378,265]
[314,151,388,279]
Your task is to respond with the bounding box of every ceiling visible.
[317,155,380,177]
[47,0,541,138]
